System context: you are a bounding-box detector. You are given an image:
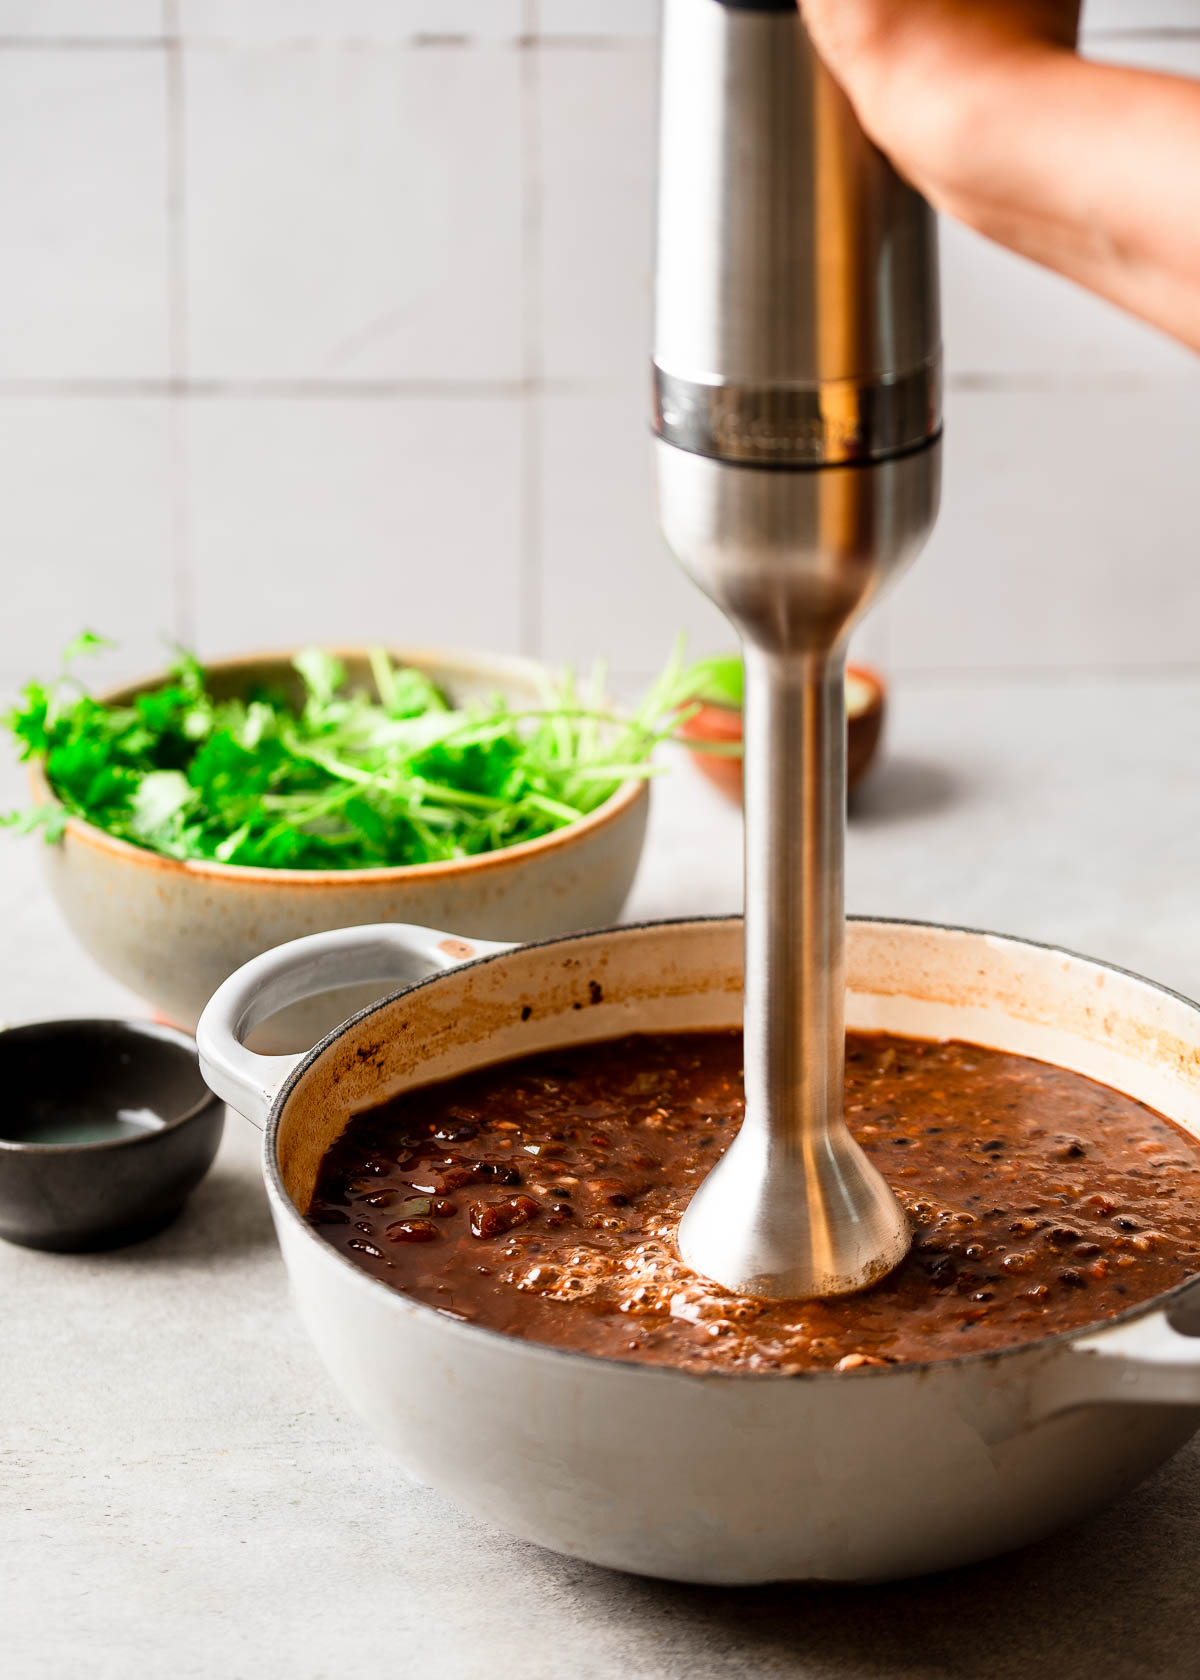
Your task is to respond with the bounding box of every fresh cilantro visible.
[3,639,690,871]
[677,653,743,709]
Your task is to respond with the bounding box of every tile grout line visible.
[0,378,549,398]
[606,662,1200,693]
[0,36,166,49]
[0,34,658,51]
[869,661,1200,684]
[1084,27,1200,41]
[163,0,195,649]
[2,369,1194,399]
[0,25,1192,52]
[518,1,545,660]
[945,371,1200,393]
[1,27,1194,51]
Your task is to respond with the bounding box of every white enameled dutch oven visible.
[197,917,1200,1584]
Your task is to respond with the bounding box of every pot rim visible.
[27,643,647,887]
[262,913,1200,1386]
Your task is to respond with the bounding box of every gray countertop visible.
[6,674,1200,1680]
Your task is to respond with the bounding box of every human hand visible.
[797,2,1082,205]
[797,1,1200,351]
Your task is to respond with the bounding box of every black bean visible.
[470,1195,540,1239]
[1045,1226,1082,1248]
[385,1219,439,1244]
[1055,1138,1087,1160]
[438,1165,482,1191]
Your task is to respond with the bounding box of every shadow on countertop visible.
[850,756,966,827]
[97,1161,278,1267]
[562,1443,1200,1679]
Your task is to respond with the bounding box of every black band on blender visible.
[652,358,943,467]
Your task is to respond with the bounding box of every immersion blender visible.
[654,0,942,1297]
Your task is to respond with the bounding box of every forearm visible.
[921,51,1200,349]
[799,1,1200,351]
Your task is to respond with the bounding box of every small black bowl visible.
[0,1019,225,1252]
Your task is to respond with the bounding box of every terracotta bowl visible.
[30,648,649,1041]
[676,663,887,803]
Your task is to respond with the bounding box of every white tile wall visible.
[539,39,655,384]
[1085,29,1200,70]
[0,399,174,689]
[1083,1,1200,29]
[178,3,525,41]
[186,396,524,656]
[0,2,161,36]
[0,2,1197,702]
[184,44,523,381]
[889,384,1200,674]
[940,217,1200,381]
[539,0,659,37]
[0,50,169,378]
[539,387,729,674]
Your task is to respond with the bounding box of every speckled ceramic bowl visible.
[31,648,649,1041]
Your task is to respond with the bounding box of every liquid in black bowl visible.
[2,1102,168,1148]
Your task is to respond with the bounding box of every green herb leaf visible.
[676,653,743,709]
[395,1197,433,1218]
[130,769,194,848]
[2,636,686,871]
[293,647,347,710]
[0,803,69,842]
[60,629,113,669]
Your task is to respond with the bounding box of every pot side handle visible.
[1034,1302,1200,1418]
[195,923,514,1130]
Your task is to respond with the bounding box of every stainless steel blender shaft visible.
[654,0,943,1298]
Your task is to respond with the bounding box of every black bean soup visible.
[306,1031,1200,1373]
